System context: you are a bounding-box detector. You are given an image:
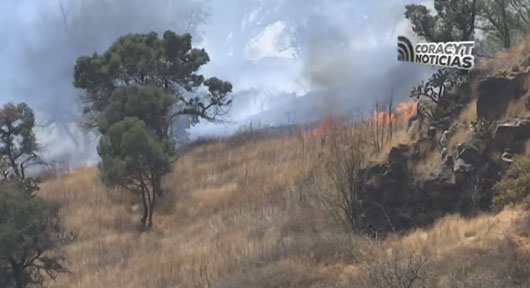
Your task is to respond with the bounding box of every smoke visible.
[1,0,437,159]
[0,0,208,167]
[192,0,435,134]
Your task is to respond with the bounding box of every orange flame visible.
[369,101,417,125]
[311,116,339,137]
[396,101,417,120]
[310,101,417,136]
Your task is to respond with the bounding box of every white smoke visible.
[0,0,436,158]
[0,0,208,168]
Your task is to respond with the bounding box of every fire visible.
[396,101,417,120]
[311,116,336,136]
[84,160,94,168]
[310,101,417,136]
[371,111,397,124]
[369,101,417,125]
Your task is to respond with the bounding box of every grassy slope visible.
[38,39,530,287]
[39,130,528,287]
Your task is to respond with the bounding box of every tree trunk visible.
[146,204,153,228]
[140,191,148,226]
[146,187,156,228]
[8,257,25,288]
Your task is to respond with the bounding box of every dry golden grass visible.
[478,35,530,73]
[37,126,530,287]
[39,133,356,287]
[458,99,477,124]
[375,126,412,162]
[506,97,530,119]
[449,126,472,150]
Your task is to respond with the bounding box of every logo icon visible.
[397,36,475,70]
[398,36,415,62]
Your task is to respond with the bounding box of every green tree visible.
[510,0,530,26]
[73,30,233,133]
[0,183,65,288]
[76,31,233,229]
[97,85,177,228]
[98,116,175,228]
[0,103,42,184]
[481,0,522,49]
[97,85,176,137]
[405,0,479,42]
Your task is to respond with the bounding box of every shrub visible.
[0,182,65,288]
[493,155,530,209]
[367,249,434,288]
[322,125,367,233]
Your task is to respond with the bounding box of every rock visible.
[441,148,448,160]
[493,119,530,148]
[501,152,514,164]
[428,126,437,138]
[440,130,451,148]
[454,138,486,164]
[454,159,474,174]
[458,144,482,164]
[422,156,457,189]
[477,72,529,120]
[388,144,410,168]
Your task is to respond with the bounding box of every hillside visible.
[39,132,529,287]
[36,37,530,288]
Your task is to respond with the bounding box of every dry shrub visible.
[321,124,368,233]
[365,248,435,288]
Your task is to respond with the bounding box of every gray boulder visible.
[454,159,474,174]
[477,70,529,120]
[493,119,530,149]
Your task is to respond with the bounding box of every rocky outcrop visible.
[493,119,530,151]
[358,133,501,234]
[357,60,530,235]
[477,68,529,120]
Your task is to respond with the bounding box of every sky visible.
[0,0,434,167]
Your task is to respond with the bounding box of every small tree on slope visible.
[0,103,65,288]
[98,116,174,228]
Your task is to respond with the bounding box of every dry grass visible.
[505,97,530,119]
[458,99,477,125]
[375,127,412,162]
[449,126,472,149]
[39,133,358,288]
[478,35,530,73]
[36,126,530,287]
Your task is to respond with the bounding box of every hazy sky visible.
[0,0,432,166]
